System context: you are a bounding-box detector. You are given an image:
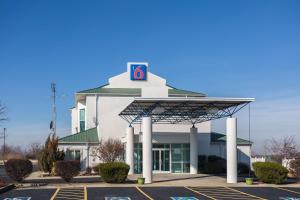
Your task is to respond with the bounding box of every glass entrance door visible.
[161,149,170,172]
[152,149,170,172]
[153,150,160,171]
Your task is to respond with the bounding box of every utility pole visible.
[0,128,7,161]
[50,83,57,135]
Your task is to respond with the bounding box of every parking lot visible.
[1,186,300,200]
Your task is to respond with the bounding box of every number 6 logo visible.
[131,64,147,80]
[134,66,144,80]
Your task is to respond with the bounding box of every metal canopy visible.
[119,97,255,125]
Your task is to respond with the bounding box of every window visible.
[171,143,190,173]
[65,149,81,161]
[79,109,85,132]
[134,143,143,173]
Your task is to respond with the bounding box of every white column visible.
[126,126,134,175]
[227,117,237,183]
[142,116,152,184]
[190,126,198,174]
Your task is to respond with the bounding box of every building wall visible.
[71,107,78,134]
[75,65,212,141]
[209,143,251,165]
[198,133,211,155]
[58,144,101,170]
[97,96,134,140]
[86,95,97,130]
[237,145,251,164]
[74,100,86,133]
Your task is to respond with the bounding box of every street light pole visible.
[3,128,5,160]
[0,128,7,162]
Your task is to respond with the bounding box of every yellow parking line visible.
[205,193,252,196]
[84,186,88,200]
[135,186,154,200]
[56,194,83,197]
[274,187,300,195]
[55,197,82,200]
[224,187,266,200]
[185,186,216,200]
[50,187,61,200]
[57,191,84,194]
[192,188,229,191]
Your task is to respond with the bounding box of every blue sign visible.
[130,64,147,81]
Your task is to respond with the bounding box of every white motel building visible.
[58,62,254,183]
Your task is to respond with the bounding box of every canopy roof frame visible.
[119,97,255,126]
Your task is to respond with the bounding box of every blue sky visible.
[0,0,299,153]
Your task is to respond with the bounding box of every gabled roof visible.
[168,88,206,97]
[211,132,252,145]
[77,83,206,98]
[167,85,206,97]
[77,84,141,96]
[59,127,99,144]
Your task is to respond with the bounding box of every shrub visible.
[38,134,65,173]
[253,162,288,184]
[92,164,101,174]
[92,138,125,163]
[5,159,33,182]
[55,160,80,182]
[289,159,300,178]
[86,167,92,175]
[99,162,129,183]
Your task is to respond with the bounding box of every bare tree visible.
[25,142,42,159]
[0,144,25,160]
[0,102,7,123]
[264,136,299,163]
[91,138,125,163]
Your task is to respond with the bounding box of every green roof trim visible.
[77,85,141,97]
[59,127,99,143]
[77,83,205,97]
[168,85,206,97]
[77,83,108,93]
[211,132,252,145]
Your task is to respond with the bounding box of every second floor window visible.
[80,108,85,132]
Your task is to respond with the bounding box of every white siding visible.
[86,96,96,130]
[58,144,101,170]
[71,107,78,134]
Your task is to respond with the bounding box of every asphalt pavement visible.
[1,186,300,200]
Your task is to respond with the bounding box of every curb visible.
[0,184,15,194]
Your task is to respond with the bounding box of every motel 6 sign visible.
[130,64,147,81]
